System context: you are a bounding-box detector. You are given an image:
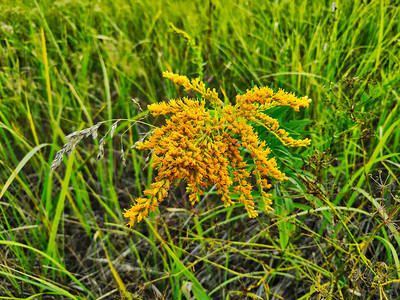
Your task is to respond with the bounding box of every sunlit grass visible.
[1,0,400,298]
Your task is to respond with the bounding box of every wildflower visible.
[124,72,311,226]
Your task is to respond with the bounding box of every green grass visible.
[1,0,400,298]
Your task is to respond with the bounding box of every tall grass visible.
[1,0,399,298]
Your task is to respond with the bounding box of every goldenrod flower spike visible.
[163,71,221,106]
[236,86,312,111]
[125,73,311,226]
[235,87,312,147]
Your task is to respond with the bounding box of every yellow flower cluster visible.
[163,71,221,106]
[124,72,311,226]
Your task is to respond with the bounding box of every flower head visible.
[124,73,311,226]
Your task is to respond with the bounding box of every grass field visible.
[1,0,400,299]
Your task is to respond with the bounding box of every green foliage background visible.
[1,0,400,299]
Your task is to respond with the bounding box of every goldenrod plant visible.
[124,72,311,226]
